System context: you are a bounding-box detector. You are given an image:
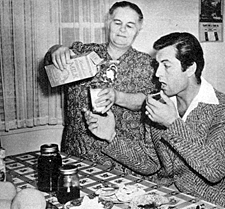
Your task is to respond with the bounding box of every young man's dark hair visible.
[153,32,204,84]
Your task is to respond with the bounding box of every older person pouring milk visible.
[44,1,158,175]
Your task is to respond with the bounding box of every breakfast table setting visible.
[5,149,224,209]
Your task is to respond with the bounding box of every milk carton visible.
[45,51,102,87]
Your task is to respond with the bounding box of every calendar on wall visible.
[199,0,223,42]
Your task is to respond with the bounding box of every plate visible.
[129,192,177,209]
[95,187,119,197]
[63,197,83,209]
[115,184,146,203]
[96,184,146,204]
[64,196,113,209]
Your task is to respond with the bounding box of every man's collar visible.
[170,77,218,122]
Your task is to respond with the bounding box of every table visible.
[5,151,223,209]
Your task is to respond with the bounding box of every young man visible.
[84,32,225,207]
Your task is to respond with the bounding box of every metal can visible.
[57,164,80,204]
[37,144,62,192]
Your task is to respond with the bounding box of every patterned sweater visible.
[103,89,225,207]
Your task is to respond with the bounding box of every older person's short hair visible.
[109,1,143,23]
[153,32,204,84]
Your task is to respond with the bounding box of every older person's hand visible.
[50,46,75,71]
[84,108,116,143]
[95,88,117,113]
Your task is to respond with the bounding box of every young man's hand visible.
[84,108,116,143]
[145,91,179,127]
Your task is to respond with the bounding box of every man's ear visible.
[187,62,196,77]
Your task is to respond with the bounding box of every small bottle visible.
[0,147,6,181]
[37,144,62,192]
[57,164,80,204]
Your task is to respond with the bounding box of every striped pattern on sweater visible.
[103,90,225,207]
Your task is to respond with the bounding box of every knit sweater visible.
[103,89,225,207]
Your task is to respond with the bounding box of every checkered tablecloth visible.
[5,151,223,209]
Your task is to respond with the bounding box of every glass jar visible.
[37,144,62,192]
[57,164,80,204]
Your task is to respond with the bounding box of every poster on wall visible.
[199,0,223,42]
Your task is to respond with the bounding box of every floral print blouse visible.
[61,42,157,173]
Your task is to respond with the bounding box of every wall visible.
[1,125,63,156]
[131,0,225,93]
[1,0,225,155]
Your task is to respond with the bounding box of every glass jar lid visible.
[40,144,59,154]
[59,164,78,175]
